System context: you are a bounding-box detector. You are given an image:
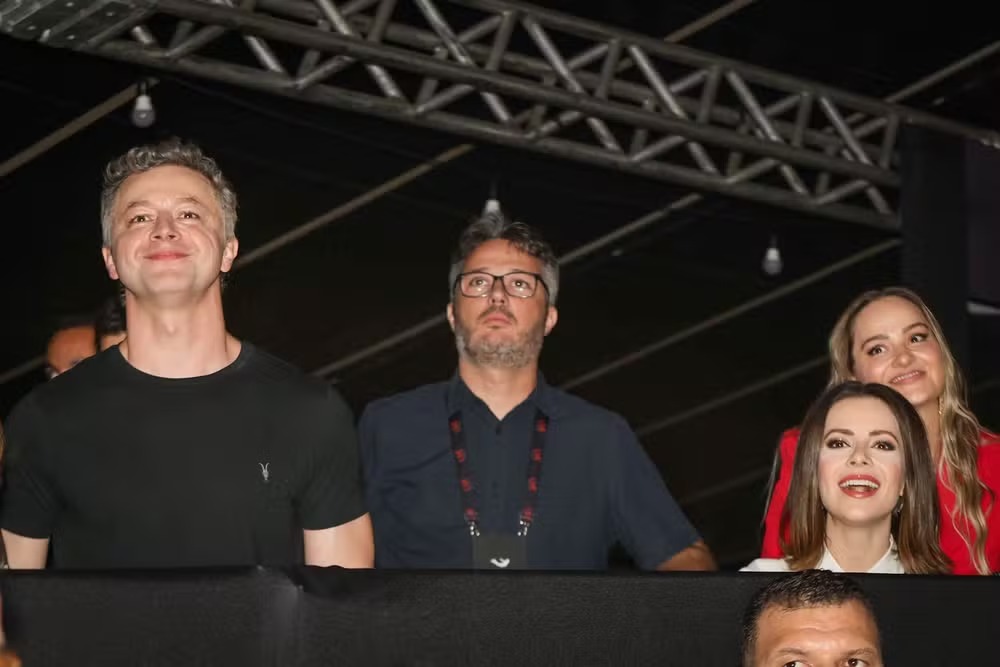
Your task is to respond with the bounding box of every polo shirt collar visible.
[446,370,558,417]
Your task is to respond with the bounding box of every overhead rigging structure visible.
[3,0,998,230]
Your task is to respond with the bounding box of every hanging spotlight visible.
[482,179,501,216]
[131,79,156,128]
[762,235,783,276]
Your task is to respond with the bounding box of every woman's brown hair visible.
[828,287,991,574]
[781,381,950,574]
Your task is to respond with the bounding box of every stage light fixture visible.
[131,79,155,128]
[762,235,782,276]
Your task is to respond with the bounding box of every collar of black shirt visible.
[445,371,560,420]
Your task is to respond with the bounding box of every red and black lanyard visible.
[447,409,548,538]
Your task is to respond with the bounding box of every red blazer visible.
[761,427,1000,574]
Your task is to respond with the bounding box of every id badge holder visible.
[472,533,526,570]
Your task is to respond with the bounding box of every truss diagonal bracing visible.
[3,0,997,228]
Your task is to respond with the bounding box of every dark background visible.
[2,0,999,568]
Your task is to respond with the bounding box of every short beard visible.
[454,308,545,369]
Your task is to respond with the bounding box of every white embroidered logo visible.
[489,557,511,569]
[259,462,270,483]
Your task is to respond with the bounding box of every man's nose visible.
[151,213,179,240]
[488,276,508,304]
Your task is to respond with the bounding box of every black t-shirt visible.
[0,343,366,569]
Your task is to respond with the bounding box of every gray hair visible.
[100,138,238,245]
[448,211,560,304]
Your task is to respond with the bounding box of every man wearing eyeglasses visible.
[359,207,716,571]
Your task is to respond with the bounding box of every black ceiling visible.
[2,0,999,567]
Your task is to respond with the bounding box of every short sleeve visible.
[608,415,701,570]
[294,387,367,530]
[0,395,60,539]
[760,428,801,558]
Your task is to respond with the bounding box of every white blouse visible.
[741,539,904,574]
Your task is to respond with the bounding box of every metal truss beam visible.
[4,0,996,228]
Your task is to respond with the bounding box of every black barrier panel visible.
[295,569,747,666]
[0,568,298,667]
[1,568,998,666]
[861,572,1000,666]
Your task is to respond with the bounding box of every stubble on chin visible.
[454,317,544,369]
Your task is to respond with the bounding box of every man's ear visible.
[543,305,558,336]
[446,301,456,332]
[102,246,119,280]
[221,236,239,272]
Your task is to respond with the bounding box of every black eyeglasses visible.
[454,271,549,299]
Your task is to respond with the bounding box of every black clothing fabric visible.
[0,343,365,569]
[360,374,700,569]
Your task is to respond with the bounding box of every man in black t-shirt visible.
[0,139,373,569]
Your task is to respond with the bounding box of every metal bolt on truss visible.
[2,0,997,227]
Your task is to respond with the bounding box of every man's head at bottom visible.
[742,569,882,667]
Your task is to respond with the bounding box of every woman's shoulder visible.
[976,430,1000,478]
[778,426,802,457]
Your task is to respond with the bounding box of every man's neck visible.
[458,358,539,420]
[121,290,238,379]
[824,517,893,572]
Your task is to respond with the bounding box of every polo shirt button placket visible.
[490,425,502,517]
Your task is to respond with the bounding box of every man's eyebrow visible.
[464,266,535,274]
[122,199,152,211]
[844,647,880,659]
[122,196,207,210]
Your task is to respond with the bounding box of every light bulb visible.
[762,237,782,276]
[131,82,155,128]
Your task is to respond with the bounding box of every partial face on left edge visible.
[101,165,237,305]
[46,325,97,378]
[446,239,557,368]
[817,396,904,529]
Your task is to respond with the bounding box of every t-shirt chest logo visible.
[259,462,270,483]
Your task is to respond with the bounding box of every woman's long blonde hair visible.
[828,287,993,574]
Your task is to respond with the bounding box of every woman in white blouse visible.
[744,381,949,574]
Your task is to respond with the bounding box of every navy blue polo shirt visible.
[359,374,700,570]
